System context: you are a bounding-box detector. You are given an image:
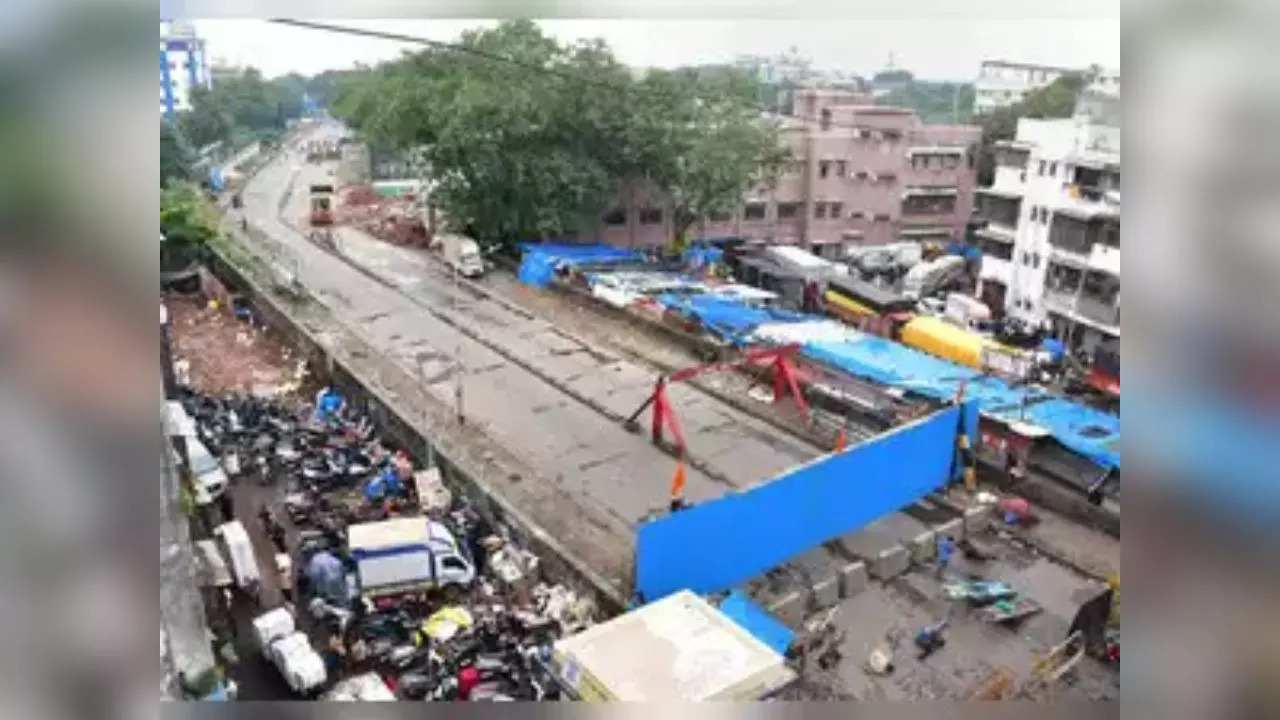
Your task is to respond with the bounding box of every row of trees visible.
[330,20,789,248]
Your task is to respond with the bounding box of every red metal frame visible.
[626,343,810,455]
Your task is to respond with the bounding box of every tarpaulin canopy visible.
[517,243,646,288]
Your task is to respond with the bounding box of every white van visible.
[214,520,261,590]
[186,438,230,505]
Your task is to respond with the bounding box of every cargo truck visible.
[347,517,476,598]
[435,233,485,278]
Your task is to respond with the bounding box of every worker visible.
[669,459,690,513]
[914,619,948,660]
[935,534,956,579]
[998,497,1032,526]
[276,553,294,603]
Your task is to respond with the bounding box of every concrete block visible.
[964,504,994,535]
[839,562,868,598]
[767,591,807,628]
[812,576,841,609]
[869,545,910,580]
[909,529,937,565]
[934,517,964,542]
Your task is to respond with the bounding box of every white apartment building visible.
[974,60,1075,114]
[973,98,1120,356]
[160,20,211,119]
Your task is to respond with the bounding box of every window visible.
[1041,209,1050,225]
[873,213,891,222]
[1032,252,1041,268]
[829,202,843,218]
[603,208,626,226]
[945,155,960,169]
[1038,160,1047,176]
[777,202,802,220]
[879,172,897,184]
[814,202,828,219]
[1022,251,1032,265]
[820,108,832,131]
[1048,162,1058,177]
[708,209,732,222]
[834,160,847,177]
[849,210,865,220]
[638,207,663,225]
[819,161,831,179]
[854,170,869,181]
[743,202,766,220]
[441,557,467,571]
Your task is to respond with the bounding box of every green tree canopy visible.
[160,119,196,187]
[160,182,220,270]
[879,81,975,124]
[973,72,1087,185]
[331,20,786,248]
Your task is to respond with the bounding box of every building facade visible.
[160,20,212,118]
[973,95,1120,355]
[974,60,1075,114]
[590,88,981,259]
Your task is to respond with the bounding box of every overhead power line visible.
[268,18,969,137]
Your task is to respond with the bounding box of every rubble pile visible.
[337,185,428,247]
[167,293,310,398]
[180,386,595,701]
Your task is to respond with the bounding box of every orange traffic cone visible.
[834,428,848,453]
[669,459,687,500]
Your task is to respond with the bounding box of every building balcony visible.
[1044,285,1120,333]
[1077,294,1121,328]
[977,184,1023,201]
[1056,183,1119,221]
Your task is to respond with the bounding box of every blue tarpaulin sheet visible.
[636,404,969,600]
[516,242,1119,469]
[718,590,795,654]
[805,337,1119,469]
[682,244,724,268]
[517,243,645,288]
[657,293,808,344]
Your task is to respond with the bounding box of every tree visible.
[331,20,786,250]
[879,81,976,124]
[973,73,1086,185]
[161,182,220,270]
[633,68,790,242]
[161,120,196,187]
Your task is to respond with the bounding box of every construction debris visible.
[336,184,428,247]
[166,292,310,398]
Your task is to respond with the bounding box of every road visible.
[239,128,930,598]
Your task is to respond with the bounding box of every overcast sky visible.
[191,15,1119,81]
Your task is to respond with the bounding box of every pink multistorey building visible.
[590,88,981,257]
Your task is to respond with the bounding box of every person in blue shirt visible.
[936,534,956,579]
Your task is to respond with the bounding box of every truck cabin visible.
[824,276,916,339]
[309,185,335,224]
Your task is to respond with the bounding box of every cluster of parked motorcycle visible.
[179,388,572,701]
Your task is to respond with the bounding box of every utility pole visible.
[453,260,465,426]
